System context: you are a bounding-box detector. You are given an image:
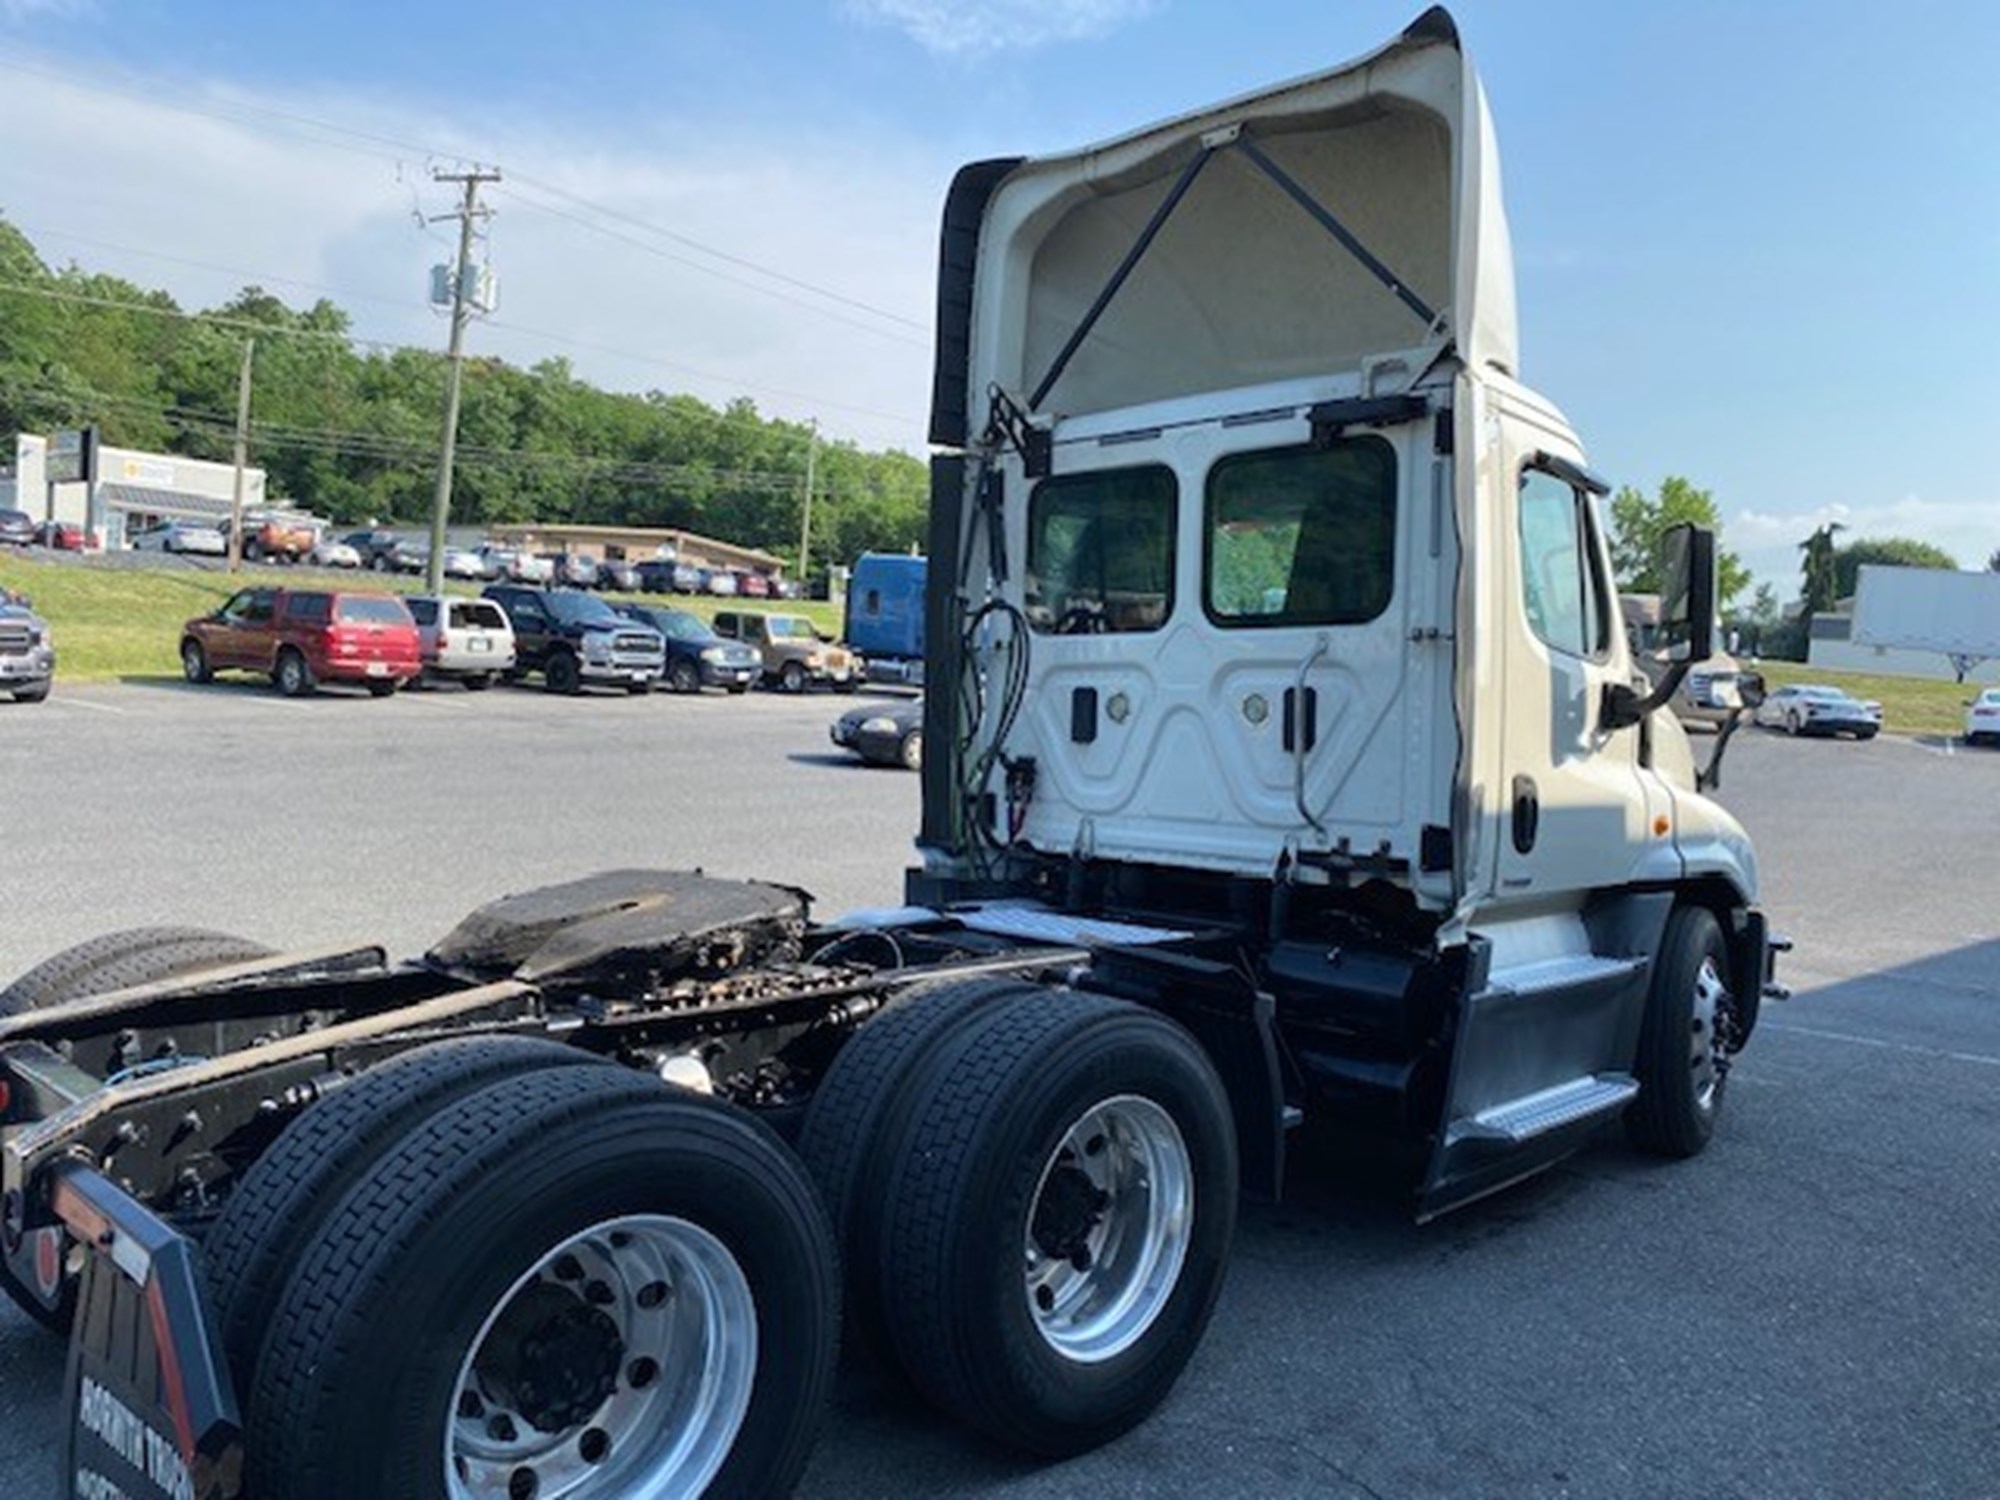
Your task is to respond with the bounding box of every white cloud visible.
[1730,494,1999,594]
[0,58,946,449]
[838,0,1156,56]
[0,0,87,22]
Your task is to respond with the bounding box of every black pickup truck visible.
[481,584,664,694]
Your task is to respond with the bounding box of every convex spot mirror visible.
[1657,524,1716,664]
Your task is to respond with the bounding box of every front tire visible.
[779,661,807,695]
[898,730,923,772]
[245,1068,838,1500]
[1627,905,1733,1158]
[869,990,1237,1456]
[668,657,702,695]
[181,638,212,684]
[12,682,49,703]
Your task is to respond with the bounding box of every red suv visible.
[180,587,420,696]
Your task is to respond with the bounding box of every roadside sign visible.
[47,427,98,486]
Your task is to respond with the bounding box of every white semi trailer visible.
[1852,563,2000,679]
[0,10,1783,1498]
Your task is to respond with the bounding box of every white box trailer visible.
[1852,564,2000,676]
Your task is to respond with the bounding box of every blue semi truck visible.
[844,551,926,685]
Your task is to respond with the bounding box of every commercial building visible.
[485,522,785,581]
[3,431,322,545]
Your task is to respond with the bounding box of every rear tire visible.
[1627,904,1732,1158]
[799,976,1043,1359]
[275,648,314,698]
[463,673,494,691]
[868,991,1237,1456]
[366,679,398,698]
[245,1068,838,1500]
[0,927,273,1334]
[203,1037,609,1392]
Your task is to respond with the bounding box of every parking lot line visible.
[1761,1020,2000,1070]
[48,696,126,714]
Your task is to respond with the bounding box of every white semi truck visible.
[0,10,1782,1498]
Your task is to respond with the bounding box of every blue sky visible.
[1,0,1994,594]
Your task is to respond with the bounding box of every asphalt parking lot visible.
[2,685,1996,1498]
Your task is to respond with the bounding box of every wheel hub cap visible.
[1023,1094,1193,1365]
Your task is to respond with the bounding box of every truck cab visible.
[913,4,1773,1214]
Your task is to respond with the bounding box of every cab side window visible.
[1517,468,1609,659]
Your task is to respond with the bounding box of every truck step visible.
[1486,953,1647,997]
[1451,1074,1639,1145]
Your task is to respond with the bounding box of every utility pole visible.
[226,338,255,573]
[426,167,500,596]
[797,419,819,592]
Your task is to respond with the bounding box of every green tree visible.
[1797,523,1844,618]
[1832,536,1958,600]
[1607,476,1750,607]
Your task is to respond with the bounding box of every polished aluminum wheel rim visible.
[1690,957,1728,1114]
[1023,1094,1192,1365]
[446,1214,757,1500]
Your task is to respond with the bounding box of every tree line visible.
[0,216,928,569]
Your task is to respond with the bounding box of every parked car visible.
[31,519,92,551]
[0,509,34,547]
[474,544,553,584]
[406,595,517,688]
[540,552,600,590]
[614,603,761,694]
[341,529,407,571]
[389,540,430,575]
[1754,683,1882,739]
[830,696,924,769]
[309,537,362,569]
[134,520,227,556]
[597,559,641,593]
[633,559,678,593]
[237,516,315,564]
[1964,688,2000,746]
[0,588,54,703]
[710,609,860,693]
[736,571,771,599]
[702,568,739,598]
[671,562,705,593]
[440,548,486,581]
[180,587,420,697]
[483,584,664,694]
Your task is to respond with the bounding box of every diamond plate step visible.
[1450,1074,1639,1145]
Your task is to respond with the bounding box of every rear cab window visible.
[1203,440,1396,627]
[1027,464,1176,634]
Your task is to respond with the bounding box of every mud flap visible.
[55,1165,242,1500]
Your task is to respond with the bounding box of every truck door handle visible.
[1281,687,1318,753]
[1511,775,1539,854]
[1070,686,1098,744]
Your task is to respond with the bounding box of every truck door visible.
[1491,420,1655,899]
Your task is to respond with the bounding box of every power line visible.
[501,174,927,332]
[0,276,924,435]
[1,48,932,346]
[492,184,927,349]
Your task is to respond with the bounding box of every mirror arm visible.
[1601,658,1695,732]
[1697,705,1750,792]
